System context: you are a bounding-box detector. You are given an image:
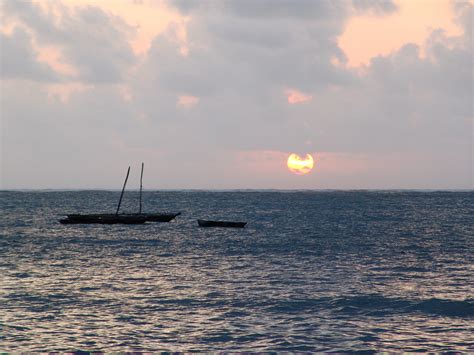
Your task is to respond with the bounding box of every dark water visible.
[1,190,473,352]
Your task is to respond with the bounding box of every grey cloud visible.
[141,5,355,101]
[171,0,349,20]
[207,17,294,49]
[221,0,345,20]
[1,1,59,41]
[170,0,397,18]
[0,27,58,81]
[352,0,398,15]
[168,0,208,15]
[368,33,471,103]
[1,1,136,83]
[452,1,472,35]
[60,6,136,83]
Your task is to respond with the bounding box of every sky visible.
[0,0,472,189]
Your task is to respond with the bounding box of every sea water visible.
[1,190,473,351]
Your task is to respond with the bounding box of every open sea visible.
[1,190,473,352]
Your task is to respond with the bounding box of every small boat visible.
[197,219,247,228]
[59,163,180,225]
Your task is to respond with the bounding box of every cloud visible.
[0,27,58,81]
[452,1,472,35]
[286,89,312,104]
[352,0,398,15]
[138,0,359,106]
[177,95,199,108]
[220,0,346,20]
[1,0,136,83]
[171,0,398,20]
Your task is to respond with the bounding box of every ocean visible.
[1,190,473,352]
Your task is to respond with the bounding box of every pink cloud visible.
[36,45,78,77]
[177,95,199,108]
[285,89,312,104]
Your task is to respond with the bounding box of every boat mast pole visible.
[139,162,144,214]
[116,166,130,215]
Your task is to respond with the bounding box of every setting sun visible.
[287,153,314,175]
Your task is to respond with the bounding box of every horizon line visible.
[1,188,472,192]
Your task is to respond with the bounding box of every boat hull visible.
[141,212,181,222]
[59,213,180,224]
[197,219,247,228]
[59,214,147,224]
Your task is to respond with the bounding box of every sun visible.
[287,153,314,175]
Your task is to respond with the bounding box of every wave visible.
[413,298,474,317]
[337,295,474,318]
[268,295,474,318]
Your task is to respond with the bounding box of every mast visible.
[139,162,144,214]
[116,166,130,215]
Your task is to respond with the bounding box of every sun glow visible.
[287,153,314,175]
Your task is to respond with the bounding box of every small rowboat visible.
[197,219,247,228]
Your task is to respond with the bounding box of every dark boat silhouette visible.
[60,213,148,224]
[139,212,181,222]
[197,219,247,228]
[60,212,181,224]
[59,164,180,225]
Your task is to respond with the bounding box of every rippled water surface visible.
[1,191,473,351]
